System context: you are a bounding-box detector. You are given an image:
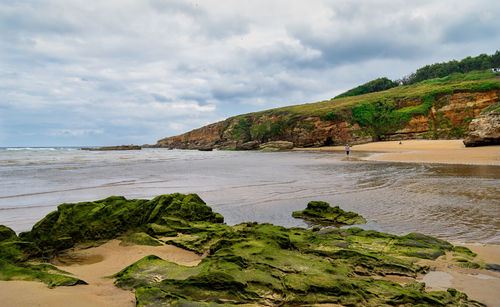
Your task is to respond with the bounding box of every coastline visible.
[294,139,500,165]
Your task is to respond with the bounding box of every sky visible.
[1,0,499,146]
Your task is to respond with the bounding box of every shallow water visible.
[1,147,499,243]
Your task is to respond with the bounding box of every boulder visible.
[236,140,260,150]
[292,201,366,226]
[259,141,294,150]
[463,105,500,147]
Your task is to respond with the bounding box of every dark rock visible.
[292,201,366,226]
[81,144,142,151]
[197,147,213,151]
[486,263,500,272]
[236,141,260,150]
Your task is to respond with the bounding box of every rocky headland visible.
[153,72,500,150]
[1,193,497,306]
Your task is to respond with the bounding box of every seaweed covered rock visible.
[0,225,17,242]
[292,201,366,226]
[0,225,85,288]
[121,232,162,246]
[19,193,223,256]
[114,221,483,306]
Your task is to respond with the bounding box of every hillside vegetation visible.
[332,51,500,99]
[156,69,500,149]
[233,70,500,139]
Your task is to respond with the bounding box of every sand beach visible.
[0,240,202,307]
[296,139,500,165]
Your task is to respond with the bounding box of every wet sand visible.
[0,240,202,307]
[417,243,500,307]
[295,139,500,165]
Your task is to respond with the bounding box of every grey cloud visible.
[1,0,499,146]
[151,93,172,102]
[442,15,500,43]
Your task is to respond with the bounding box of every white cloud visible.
[0,0,499,146]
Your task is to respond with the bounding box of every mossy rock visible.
[145,223,177,237]
[0,260,87,288]
[115,220,481,306]
[453,245,477,257]
[0,225,17,242]
[0,195,485,304]
[18,193,223,256]
[121,233,163,246]
[292,201,366,226]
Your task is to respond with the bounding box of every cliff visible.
[156,72,500,150]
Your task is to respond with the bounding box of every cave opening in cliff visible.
[323,137,334,146]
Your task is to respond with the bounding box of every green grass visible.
[232,70,500,119]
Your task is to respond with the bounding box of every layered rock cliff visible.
[155,83,500,150]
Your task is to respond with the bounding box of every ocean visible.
[1,147,499,244]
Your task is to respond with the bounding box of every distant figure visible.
[399,141,402,145]
[345,144,350,156]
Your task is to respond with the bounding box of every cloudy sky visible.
[1,0,499,146]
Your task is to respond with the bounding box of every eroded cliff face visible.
[156,121,225,149]
[155,90,500,149]
[390,91,499,140]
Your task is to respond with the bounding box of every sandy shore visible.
[0,240,202,307]
[295,139,500,165]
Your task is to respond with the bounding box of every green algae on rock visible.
[114,221,483,306]
[121,232,163,246]
[0,194,488,304]
[0,225,86,288]
[292,201,367,226]
[19,193,223,256]
[1,193,223,288]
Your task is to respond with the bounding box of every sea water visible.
[1,147,499,244]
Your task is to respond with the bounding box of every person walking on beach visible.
[345,144,350,156]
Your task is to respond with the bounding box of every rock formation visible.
[463,102,500,147]
[0,194,489,305]
[81,145,141,151]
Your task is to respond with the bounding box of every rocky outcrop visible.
[259,141,294,150]
[463,103,500,147]
[156,121,225,149]
[155,89,500,150]
[292,201,366,226]
[81,145,141,151]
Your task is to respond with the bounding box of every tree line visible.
[335,51,500,98]
[396,51,500,85]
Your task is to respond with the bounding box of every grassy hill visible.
[157,70,500,149]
